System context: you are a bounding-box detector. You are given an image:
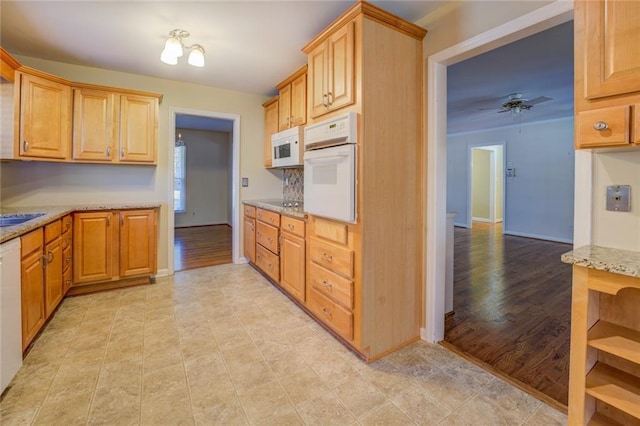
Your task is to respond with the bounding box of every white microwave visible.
[271,126,303,168]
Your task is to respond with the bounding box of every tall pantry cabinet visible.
[301,1,426,360]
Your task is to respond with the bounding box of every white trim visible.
[168,108,242,275]
[471,217,493,223]
[155,268,170,278]
[503,230,573,244]
[424,0,575,343]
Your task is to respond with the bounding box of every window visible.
[174,134,186,212]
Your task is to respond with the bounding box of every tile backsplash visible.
[283,168,303,202]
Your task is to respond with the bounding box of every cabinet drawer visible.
[307,285,353,341]
[243,204,256,218]
[577,105,631,148]
[62,230,72,250]
[312,217,348,245]
[256,208,280,227]
[256,244,279,282]
[63,265,72,294]
[281,216,305,238]
[309,237,353,279]
[44,219,62,243]
[309,262,353,309]
[256,221,279,254]
[63,245,72,272]
[62,214,73,233]
[21,228,43,258]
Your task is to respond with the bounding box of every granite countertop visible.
[0,203,161,244]
[561,245,640,278]
[243,199,305,219]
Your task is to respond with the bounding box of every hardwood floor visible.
[444,222,572,407]
[174,225,232,271]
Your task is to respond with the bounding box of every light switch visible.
[606,185,631,212]
[242,177,248,187]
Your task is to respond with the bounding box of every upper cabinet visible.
[277,66,307,131]
[575,0,640,149]
[118,94,158,163]
[73,88,117,161]
[262,96,278,168]
[16,70,72,160]
[305,22,355,119]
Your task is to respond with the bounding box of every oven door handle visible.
[304,153,350,165]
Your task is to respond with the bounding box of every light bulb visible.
[160,48,178,65]
[164,36,183,57]
[188,46,205,67]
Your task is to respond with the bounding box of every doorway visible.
[168,108,241,275]
[469,144,504,228]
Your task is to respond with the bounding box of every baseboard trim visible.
[471,217,493,223]
[503,229,572,244]
[155,268,169,277]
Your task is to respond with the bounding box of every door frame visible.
[167,107,241,274]
[423,0,589,343]
[468,143,505,228]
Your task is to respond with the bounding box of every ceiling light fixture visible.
[160,29,205,67]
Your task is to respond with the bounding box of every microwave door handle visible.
[305,153,349,164]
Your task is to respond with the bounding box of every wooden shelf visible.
[588,321,640,364]
[586,268,640,295]
[586,363,640,420]
[587,412,625,426]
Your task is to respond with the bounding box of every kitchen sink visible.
[0,213,45,227]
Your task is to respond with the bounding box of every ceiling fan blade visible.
[527,96,553,105]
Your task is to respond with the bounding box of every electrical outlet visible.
[606,185,631,212]
[242,177,248,187]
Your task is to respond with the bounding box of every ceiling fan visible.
[493,92,553,114]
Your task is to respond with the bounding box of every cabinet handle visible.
[46,250,54,264]
[288,224,294,231]
[65,237,71,245]
[121,215,124,226]
[23,140,29,152]
[322,94,329,107]
[106,146,111,157]
[107,215,110,226]
[322,280,333,290]
[321,307,332,318]
[322,252,333,262]
[287,116,290,127]
[327,92,333,105]
[66,256,72,264]
[121,148,125,158]
[593,121,608,131]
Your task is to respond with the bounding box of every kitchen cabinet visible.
[262,96,278,168]
[574,0,640,149]
[119,94,158,163]
[279,216,305,302]
[43,220,63,318]
[20,229,45,351]
[243,205,256,263]
[255,208,280,282]
[305,21,355,118]
[61,215,73,294]
[72,208,157,294]
[0,48,18,160]
[567,265,640,425]
[277,66,307,131]
[16,70,72,160]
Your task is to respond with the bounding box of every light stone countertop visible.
[561,245,640,278]
[0,203,161,244]
[243,199,306,219]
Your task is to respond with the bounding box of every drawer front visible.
[256,244,279,282]
[309,262,353,309]
[63,245,72,272]
[256,208,280,227]
[63,265,72,294]
[44,219,62,243]
[62,214,73,233]
[256,221,279,254]
[309,237,353,279]
[62,228,72,249]
[21,228,43,258]
[307,286,353,341]
[577,105,631,148]
[281,216,305,238]
[243,204,256,218]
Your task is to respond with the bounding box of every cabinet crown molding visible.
[276,65,308,91]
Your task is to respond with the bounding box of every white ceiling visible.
[1,1,573,134]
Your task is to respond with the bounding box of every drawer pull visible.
[322,280,333,290]
[65,238,71,244]
[288,224,295,231]
[322,253,333,262]
[322,307,332,318]
[593,121,608,131]
[65,256,72,263]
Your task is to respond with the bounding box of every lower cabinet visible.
[72,208,157,293]
[43,220,63,318]
[279,216,306,302]
[243,205,256,263]
[255,208,280,282]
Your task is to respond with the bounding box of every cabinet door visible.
[72,88,117,161]
[73,211,116,284]
[44,236,63,318]
[309,42,329,118]
[119,209,157,277]
[21,250,45,351]
[326,22,355,112]
[280,232,305,302]
[119,94,157,163]
[290,73,307,127]
[19,72,71,159]
[263,98,278,168]
[583,1,640,99]
[278,83,292,131]
[243,216,256,263]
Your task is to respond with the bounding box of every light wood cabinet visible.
[277,66,307,131]
[20,229,45,351]
[306,21,355,118]
[61,215,73,295]
[119,94,158,163]
[43,220,63,318]
[575,0,640,149]
[255,208,281,282]
[279,217,305,302]
[72,209,157,293]
[72,88,117,161]
[243,205,256,263]
[568,266,640,425]
[16,70,71,160]
[262,96,278,168]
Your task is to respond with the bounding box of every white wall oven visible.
[303,112,358,223]
[271,126,303,168]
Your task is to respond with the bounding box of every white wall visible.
[0,55,284,272]
[592,151,640,251]
[174,129,230,228]
[447,117,575,242]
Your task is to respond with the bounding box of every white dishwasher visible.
[1,238,22,393]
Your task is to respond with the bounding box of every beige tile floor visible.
[1,263,567,425]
